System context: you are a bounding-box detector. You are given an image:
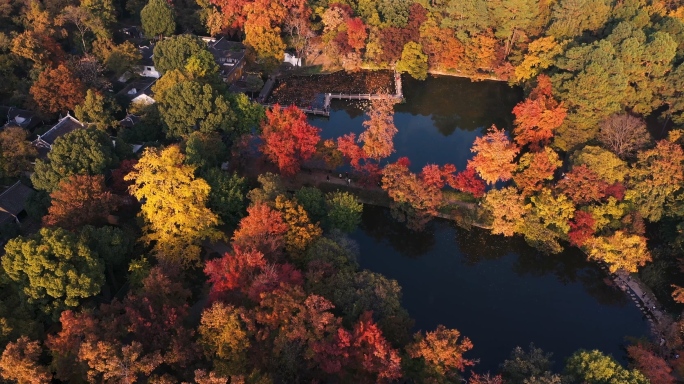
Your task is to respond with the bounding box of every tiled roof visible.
[119,114,141,128]
[117,78,157,103]
[38,115,84,146]
[0,106,42,131]
[0,181,34,224]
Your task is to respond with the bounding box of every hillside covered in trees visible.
[0,0,683,383]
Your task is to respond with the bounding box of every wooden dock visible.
[262,103,330,117]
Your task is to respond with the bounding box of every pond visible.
[309,75,648,372]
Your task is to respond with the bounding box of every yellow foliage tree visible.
[198,302,250,376]
[274,195,322,256]
[125,145,222,266]
[482,187,527,237]
[514,36,564,83]
[586,231,651,273]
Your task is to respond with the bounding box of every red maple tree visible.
[261,105,321,176]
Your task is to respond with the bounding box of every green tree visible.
[81,0,116,28]
[74,89,120,130]
[487,0,539,56]
[326,191,363,233]
[564,350,648,384]
[152,34,204,75]
[0,127,37,178]
[317,269,413,345]
[31,128,118,192]
[141,0,176,38]
[552,40,628,151]
[295,187,327,224]
[203,169,247,229]
[247,172,285,204]
[396,42,428,80]
[606,22,677,115]
[227,92,266,137]
[547,0,612,39]
[501,344,556,384]
[626,138,684,222]
[184,131,228,171]
[520,188,575,254]
[158,81,234,138]
[2,227,104,319]
[79,225,133,270]
[442,0,491,41]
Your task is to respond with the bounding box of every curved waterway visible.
[309,75,648,371]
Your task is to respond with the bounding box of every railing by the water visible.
[261,103,330,117]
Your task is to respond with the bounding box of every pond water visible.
[308,75,648,372]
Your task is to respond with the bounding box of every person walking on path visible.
[326,175,330,181]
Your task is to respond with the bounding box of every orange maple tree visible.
[513,148,562,196]
[407,325,475,379]
[359,97,398,161]
[261,105,321,175]
[468,125,519,185]
[30,64,85,115]
[232,203,288,258]
[43,174,119,230]
[512,75,567,150]
[556,165,610,205]
[346,17,368,52]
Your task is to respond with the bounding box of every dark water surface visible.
[309,75,648,372]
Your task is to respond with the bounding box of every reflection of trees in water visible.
[454,225,629,307]
[395,75,521,133]
[330,100,366,119]
[454,226,511,264]
[359,205,436,258]
[431,114,462,137]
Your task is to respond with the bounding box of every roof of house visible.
[204,37,246,79]
[32,114,85,158]
[117,78,157,103]
[139,45,155,66]
[39,115,84,146]
[0,181,34,224]
[0,106,42,131]
[119,113,141,128]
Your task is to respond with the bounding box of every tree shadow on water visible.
[358,205,436,258]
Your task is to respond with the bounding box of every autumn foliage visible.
[261,105,321,176]
[359,97,398,161]
[407,325,475,379]
[232,203,288,257]
[512,75,567,150]
[468,126,519,185]
[30,64,85,115]
[627,344,676,384]
[43,174,119,230]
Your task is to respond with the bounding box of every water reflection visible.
[395,75,522,132]
[359,205,436,258]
